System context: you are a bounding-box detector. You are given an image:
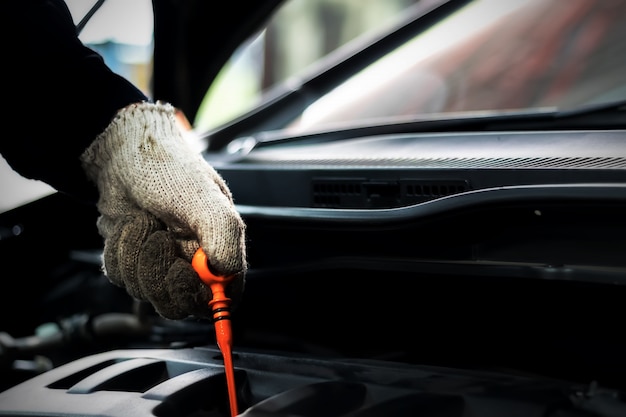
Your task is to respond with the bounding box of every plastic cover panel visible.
[0,346,613,417]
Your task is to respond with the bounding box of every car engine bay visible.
[1,128,626,416]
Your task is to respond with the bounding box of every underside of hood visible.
[151,0,285,122]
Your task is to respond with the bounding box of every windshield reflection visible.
[292,0,626,133]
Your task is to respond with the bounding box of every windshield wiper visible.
[215,98,626,154]
[233,104,625,151]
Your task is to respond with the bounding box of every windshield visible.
[287,0,626,134]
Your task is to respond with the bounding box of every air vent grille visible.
[312,178,469,208]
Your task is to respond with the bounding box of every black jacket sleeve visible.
[1,0,149,203]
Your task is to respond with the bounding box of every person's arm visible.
[1,0,148,201]
[1,0,247,320]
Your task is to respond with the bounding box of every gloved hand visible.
[80,102,246,320]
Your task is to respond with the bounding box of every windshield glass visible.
[288,0,626,133]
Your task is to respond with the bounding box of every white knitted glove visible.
[80,102,246,319]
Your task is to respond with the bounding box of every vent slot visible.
[47,359,119,390]
[66,358,168,393]
[312,178,469,208]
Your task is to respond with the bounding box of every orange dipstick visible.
[192,248,238,417]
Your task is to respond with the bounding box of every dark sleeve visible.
[0,0,149,203]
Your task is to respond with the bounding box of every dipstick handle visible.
[192,248,238,417]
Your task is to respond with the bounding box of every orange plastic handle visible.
[192,248,238,417]
[192,248,235,318]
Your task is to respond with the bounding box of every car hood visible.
[150,0,285,122]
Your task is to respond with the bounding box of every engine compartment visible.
[1,129,626,416]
